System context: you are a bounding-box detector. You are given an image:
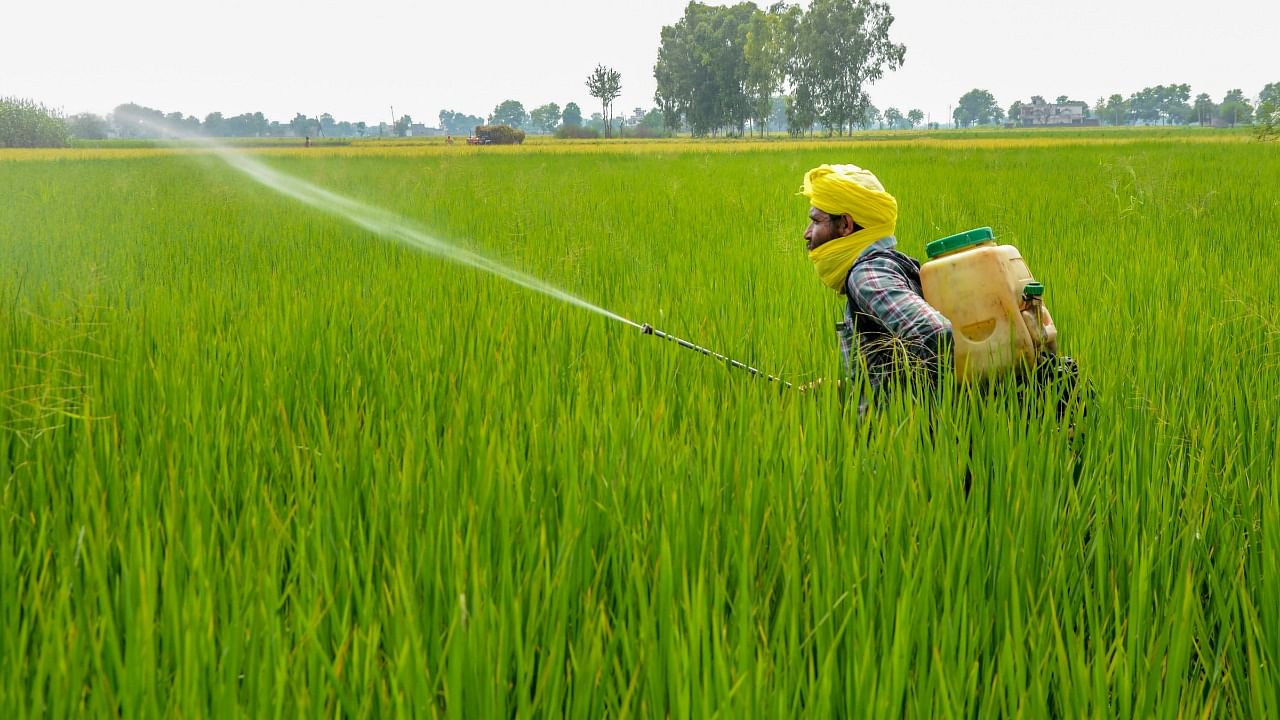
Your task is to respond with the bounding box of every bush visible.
[620,125,664,139]
[0,97,70,148]
[554,124,601,140]
[472,124,525,145]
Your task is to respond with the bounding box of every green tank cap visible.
[926,226,994,259]
[1023,282,1044,297]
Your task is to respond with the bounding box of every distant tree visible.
[953,89,1001,128]
[786,86,817,136]
[585,64,622,138]
[743,5,790,136]
[290,113,316,137]
[393,114,413,136]
[860,104,882,130]
[639,108,665,132]
[883,107,903,129]
[561,102,583,128]
[1260,82,1280,108]
[799,0,905,135]
[1007,100,1024,125]
[111,103,165,137]
[906,108,924,128]
[489,100,527,129]
[1128,84,1190,125]
[769,96,788,132]
[653,2,759,137]
[1218,89,1253,126]
[66,112,110,140]
[529,103,561,134]
[438,110,483,135]
[1192,93,1217,125]
[203,111,225,135]
[1102,94,1129,125]
[319,113,336,136]
[0,97,70,147]
[1056,95,1069,104]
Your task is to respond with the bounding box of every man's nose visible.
[803,225,813,240]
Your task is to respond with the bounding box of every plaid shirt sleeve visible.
[847,255,953,365]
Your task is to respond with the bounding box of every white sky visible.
[4,0,1276,126]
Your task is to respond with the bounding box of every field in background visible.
[2,132,1278,716]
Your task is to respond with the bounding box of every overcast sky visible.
[5,0,1276,126]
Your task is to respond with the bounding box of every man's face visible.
[804,207,850,251]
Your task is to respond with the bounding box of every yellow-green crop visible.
[1,131,1277,716]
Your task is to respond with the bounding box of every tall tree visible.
[561,102,583,128]
[1192,93,1217,125]
[953,89,1002,128]
[797,0,905,135]
[529,103,562,134]
[653,2,761,137]
[1255,83,1279,140]
[1218,89,1253,126]
[585,64,622,138]
[883,107,902,129]
[1007,100,1024,125]
[1103,94,1129,125]
[743,5,790,136]
[906,108,924,128]
[488,100,527,129]
[66,112,109,140]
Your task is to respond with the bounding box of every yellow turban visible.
[799,164,898,292]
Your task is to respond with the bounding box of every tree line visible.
[951,84,1280,129]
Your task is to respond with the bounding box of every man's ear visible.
[838,215,854,237]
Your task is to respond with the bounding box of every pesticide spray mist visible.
[141,121,790,387]
[144,122,640,328]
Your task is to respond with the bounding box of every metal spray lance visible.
[638,323,793,389]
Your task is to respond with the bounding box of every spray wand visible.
[638,323,792,389]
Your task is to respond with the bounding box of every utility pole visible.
[390,105,396,136]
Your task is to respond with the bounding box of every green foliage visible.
[655,1,901,137]
[1218,89,1253,126]
[584,64,622,138]
[553,124,600,139]
[1255,99,1280,140]
[65,112,110,140]
[560,102,583,128]
[800,0,905,134]
[2,138,1278,715]
[529,102,561,134]
[1127,84,1192,125]
[488,100,527,129]
[439,109,484,135]
[0,97,70,147]
[953,88,1003,127]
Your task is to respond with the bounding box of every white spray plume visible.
[137,119,641,329]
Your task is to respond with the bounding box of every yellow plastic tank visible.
[919,227,1058,382]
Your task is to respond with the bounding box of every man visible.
[800,164,952,411]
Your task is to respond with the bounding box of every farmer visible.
[800,164,952,412]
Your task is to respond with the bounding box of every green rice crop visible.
[1,135,1277,716]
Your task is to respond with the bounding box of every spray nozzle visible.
[640,323,654,335]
